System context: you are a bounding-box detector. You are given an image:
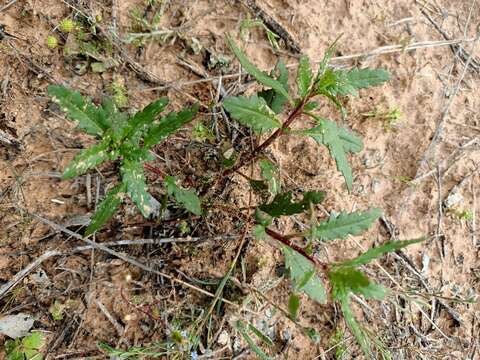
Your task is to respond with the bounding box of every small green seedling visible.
[46,35,58,49]
[254,189,423,357]
[48,85,201,235]
[240,18,280,49]
[5,332,45,360]
[222,34,391,192]
[362,106,402,130]
[59,19,76,33]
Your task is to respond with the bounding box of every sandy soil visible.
[0,0,479,359]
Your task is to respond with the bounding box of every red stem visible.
[223,96,311,176]
[144,163,165,178]
[265,227,329,272]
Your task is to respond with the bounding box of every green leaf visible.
[338,126,363,153]
[22,332,44,350]
[317,36,340,77]
[85,184,126,236]
[329,267,386,301]
[48,85,110,136]
[6,333,45,360]
[339,296,372,356]
[122,97,168,139]
[143,104,199,148]
[259,191,325,217]
[164,176,202,215]
[339,238,424,267]
[62,142,112,179]
[226,34,291,103]
[254,224,267,240]
[303,101,319,111]
[317,68,390,98]
[49,300,65,321]
[297,55,313,98]
[121,159,155,217]
[288,293,301,320]
[223,95,281,133]
[235,320,272,360]
[248,323,274,347]
[283,247,327,304]
[345,68,391,91]
[101,98,129,137]
[312,208,381,241]
[259,159,280,195]
[258,61,289,114]
[302,116,363,191]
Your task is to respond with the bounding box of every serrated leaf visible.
[63,143,112,179]
[165,176,202,215]
[338,126,363,153]
[317,68,390,98]
[235,320,272,360]
[329,267,386,301]
[339,238,424,267]
[122,97,168,139]
[283,247,327,304]
[226,35,291,103]
[258,61,289,114]
[312,208,381,241]
[121,159,155,217]
[85,184,126,236]
[259,159,280,195]
[302,116,363,191]
[288,293,301,320]
[345,68,391,90]
[297,55,313,98]
[48,85,110,136]
[143,104,199,148]
[223,95,281,133]
[259,191,325,217]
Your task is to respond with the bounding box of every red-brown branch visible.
[223,96,311,177]
[265,227,329,272]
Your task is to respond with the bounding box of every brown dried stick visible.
[238,0,301,53]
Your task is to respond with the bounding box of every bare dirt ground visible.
[0,0,479,359]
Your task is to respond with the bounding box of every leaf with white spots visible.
[62,143,113,179]
[48,85,111,136]
[121,97,169,139]
[165,176,202,215]
[85,184,126,236]
[121,159,155,217]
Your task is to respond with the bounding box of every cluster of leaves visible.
[254,185,422,356]
[223,34,390,191]
[50,32,420,358]
[5,332,44,360]
[221,36,422,356]
[48,85,201,235]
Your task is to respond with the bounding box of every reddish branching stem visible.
[265,227,329,272]
[223,96,311,177]
[144,163,166,178]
